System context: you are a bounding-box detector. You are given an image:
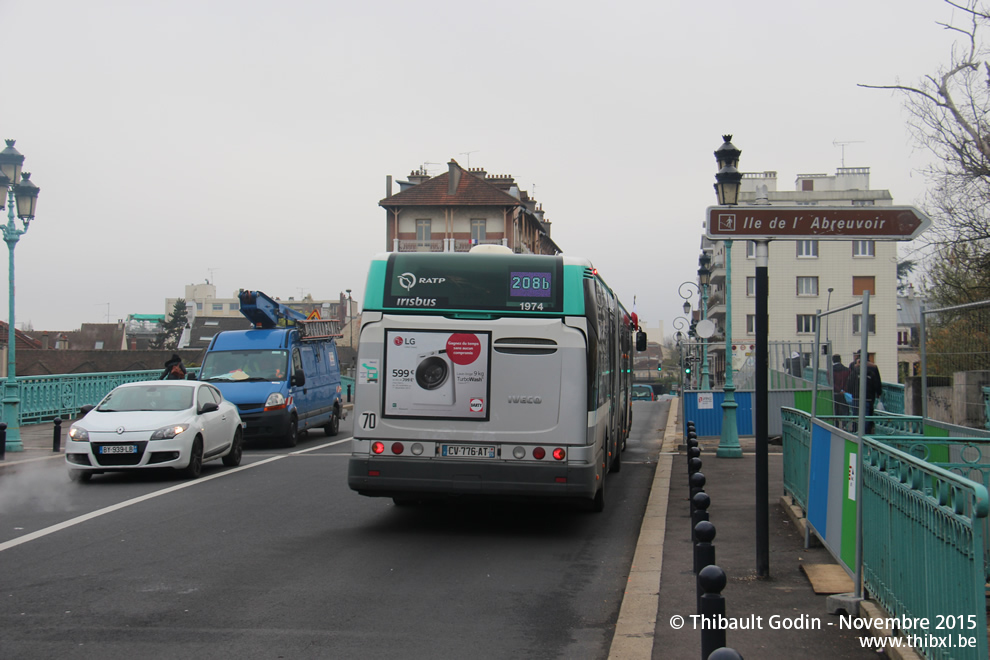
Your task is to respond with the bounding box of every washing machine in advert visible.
[413,349,455,405]
[384,329,491,420]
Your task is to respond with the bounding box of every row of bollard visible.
[685,421,743,660]
[0,418,63,462]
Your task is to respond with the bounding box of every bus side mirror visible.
[636,331,647,352]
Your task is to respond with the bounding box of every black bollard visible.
[692,491,710,542]
[347,384,352,403]
[689,471,706,526]
[0,422,5,461]
[695,520,717,611]
[699,565,728,658]
[687,445,701,474]
[694,520,716,574]
[707,648,744,659]
[688,457,702,480]
[53,418,63,453]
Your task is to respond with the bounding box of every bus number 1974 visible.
[519,302,544,311]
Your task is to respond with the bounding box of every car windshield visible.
[200,349,288,382]
[97,384,193,412]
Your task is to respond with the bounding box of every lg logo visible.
[393,336,416,346]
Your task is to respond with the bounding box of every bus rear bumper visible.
[347,456,600,501]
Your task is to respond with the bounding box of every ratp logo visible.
[398,272,417,291]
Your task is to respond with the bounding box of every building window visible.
[796,240,818,258]
[746,277,756,296]
[853,314,877,335]
[212,303,224,311]
[416,219,431,249]
[229,303,238,311]
[94,341,104,350]
[897,329,910,346]
[852,276,875,296]
[852,240,875,257]
[851,200,875,206]
[471,218,487,243]
[196,302,203,311]
[797,276,819,296]
[801,179,814,191]
[746,241,755,259]
[746,314,755,334]
[796,315,817,333]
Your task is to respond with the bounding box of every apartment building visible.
[380,159,561,255]
[705,167,898,381]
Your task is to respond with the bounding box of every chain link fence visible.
[921,300,990,430]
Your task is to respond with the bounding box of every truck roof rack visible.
[298,318,342,340]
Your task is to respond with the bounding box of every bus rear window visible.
[383,253,564,313]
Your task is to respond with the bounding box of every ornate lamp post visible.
[714,138,743,455]
[678,270,710,391]
[0,140,40,452]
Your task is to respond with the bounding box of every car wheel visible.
[325,408,340,437]
[283,415,299,448]
[181,437,204,479]
[68,469,91,483]
[222,428,243,467]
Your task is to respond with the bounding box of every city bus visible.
[347,246,644,511]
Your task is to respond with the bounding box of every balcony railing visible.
[393,238,507,253]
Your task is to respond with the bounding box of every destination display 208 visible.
[704,206,931,241]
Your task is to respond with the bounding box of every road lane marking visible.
[0,455,286,553]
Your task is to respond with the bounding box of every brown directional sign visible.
[705,206,930,241]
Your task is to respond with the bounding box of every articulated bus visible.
[347,246,645,511]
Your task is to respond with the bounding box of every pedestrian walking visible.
[161,353,187,380]
[847,350,882,433]
[831,354,851,424]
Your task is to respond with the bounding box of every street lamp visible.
[0,140,41,452]
[713,138,742,460]
[679,271,710,390]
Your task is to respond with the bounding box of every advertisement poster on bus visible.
[383,329,491,420]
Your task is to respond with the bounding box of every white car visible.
[65,380,244,482]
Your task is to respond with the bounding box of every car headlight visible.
[264,392,286,410]
[150,424,189,440]
[68,426,89,442]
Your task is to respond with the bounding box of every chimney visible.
[448,160,461,196]
[130,337,138,350]
[469,167,487,179]
[42,331,49,350]
[386,175,392,198]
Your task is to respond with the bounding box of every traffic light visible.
[657,363,662,372]
[685,365,692,375]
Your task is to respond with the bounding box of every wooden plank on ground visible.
[800,564,854,594]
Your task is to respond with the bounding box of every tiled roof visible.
[380,163,523,207]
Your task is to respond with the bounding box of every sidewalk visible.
[0,421,66,471]
[645,423,918,659]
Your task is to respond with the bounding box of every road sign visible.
[705,206,930,241]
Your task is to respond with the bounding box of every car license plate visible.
[441,444,496,459]
[100,445,137,455]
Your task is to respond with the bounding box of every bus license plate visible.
[100,445,137,455]
[441,445,495,459]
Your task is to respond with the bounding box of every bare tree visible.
[861,1,990,304]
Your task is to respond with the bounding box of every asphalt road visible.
[0,401,669,660]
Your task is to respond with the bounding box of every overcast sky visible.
[1,0,965,334]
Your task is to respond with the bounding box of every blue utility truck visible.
[198,290,344,447]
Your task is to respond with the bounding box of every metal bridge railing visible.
[781,407,989,660]
[862,439,988,660]
[5,370,355,425]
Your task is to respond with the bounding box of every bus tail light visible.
[533,447,546,460]
[552,448,566,460]
[372,442,385,454]
[555,476,567,483]
[391,442,405,455]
